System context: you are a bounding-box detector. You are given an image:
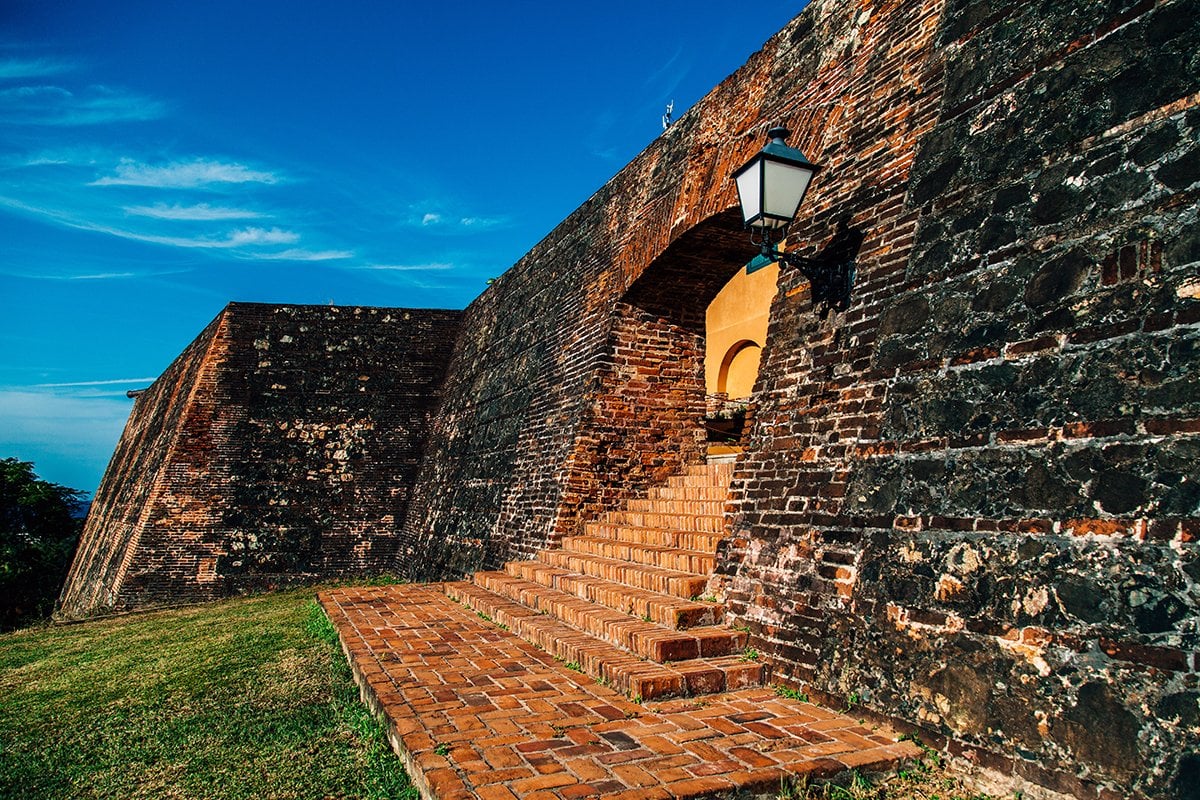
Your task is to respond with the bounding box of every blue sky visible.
[0,1,804,494]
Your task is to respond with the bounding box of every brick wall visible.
[400,0,1198,796]
[717,1,1200,798]
[59,303,461,616]
[61,0,1199,794]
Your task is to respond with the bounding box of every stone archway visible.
[556,207,760,533]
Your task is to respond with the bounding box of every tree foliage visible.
[0,458,85,630]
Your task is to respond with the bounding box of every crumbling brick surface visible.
[399,0,1198,796]
[59,303,461,617]
[62,0,1200,795]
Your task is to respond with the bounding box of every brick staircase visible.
[444,461,768,701]
[321,460,921,797]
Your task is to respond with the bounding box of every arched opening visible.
[705,257,779,401]
[717,339,762,398]
[560,207,759,527]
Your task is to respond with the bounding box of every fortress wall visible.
[397,0,948,576]
[718,2,1200,798]
[402,0,1199,796]
[60,0,1200,794]
[60,303,461,616]
[58,313,227,618]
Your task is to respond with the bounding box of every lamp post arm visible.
[761,243,856,313]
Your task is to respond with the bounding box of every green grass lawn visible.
[0,587,415,800]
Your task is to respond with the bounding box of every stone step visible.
[445,581,763,701]
[537,549,710,599]
[583,521,723,552]
[473,571,743,661]
[622,496,727,516]
[504,560,724,628]
[323,585,921,799]
[600,509,725,533]
[561,534,717,573]
[648,485,729,503]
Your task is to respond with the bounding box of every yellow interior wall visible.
[705,262,779,398]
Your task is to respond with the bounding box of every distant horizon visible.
[1,1,807,494]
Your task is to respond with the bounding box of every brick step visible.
[502,561,724,628]
[600,510,725,533]
[583,521,723,553]
[324,585,921,798]
[647,484,730,503]
[622,497,727,516]
[684,461,734,478]
[473,572,742,660]
[661,470,732,491]
[538,549,709,599]
[561,535,716,573]
[444,581,764,701]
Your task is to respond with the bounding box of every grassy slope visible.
[0,587,415,800]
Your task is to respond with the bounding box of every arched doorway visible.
[559,207,765,529]
[717,340,762,397]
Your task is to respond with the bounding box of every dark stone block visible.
[879,295,932,336]
[1130,124,1181,166]
[910,156,963,206]
[1131,590,1188,634]
[991,183,1029,214]
[1157,149,1200,191]
[1057,576,1107,624]
[1055,683,1141,783]
[1032,185,1086,225]
[1097,169,1153,207]
[1024,250,1089,308]
[1172,754,1200,800]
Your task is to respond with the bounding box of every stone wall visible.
[399,0,1199,796]
[59,302,460,616]
[60,0,1200,795]
[718,2,1200,798]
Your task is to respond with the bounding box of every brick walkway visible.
[321,584,919,799]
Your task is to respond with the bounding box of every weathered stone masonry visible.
[62,0,1199,797]
[395,1,1199,796]
[59,303,461,616]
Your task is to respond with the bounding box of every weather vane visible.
[662,100,674,131]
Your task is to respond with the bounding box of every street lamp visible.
[733,126,821,241]
[733,126,855,311]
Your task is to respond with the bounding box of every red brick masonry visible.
[320,585,919,800]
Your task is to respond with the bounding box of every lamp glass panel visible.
[735,160,762,224]
[762,159,814,222]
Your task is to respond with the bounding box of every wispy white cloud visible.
[91,157,279,188]
[124,202,265,221]
[225,226,298,246]
[0,83,165,126]
[253,247,354,262]
[0,263,185,282]
[0,197,317,256]
[0,57,75,80]
[457,216,504,228]
[65,272,138,280]
[415,210,506,230]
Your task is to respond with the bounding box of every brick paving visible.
[321,584,918,799]
[319,463,919,797]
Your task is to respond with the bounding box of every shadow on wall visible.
[804,217,865,316]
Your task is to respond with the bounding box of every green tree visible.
[0,458,85,630]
